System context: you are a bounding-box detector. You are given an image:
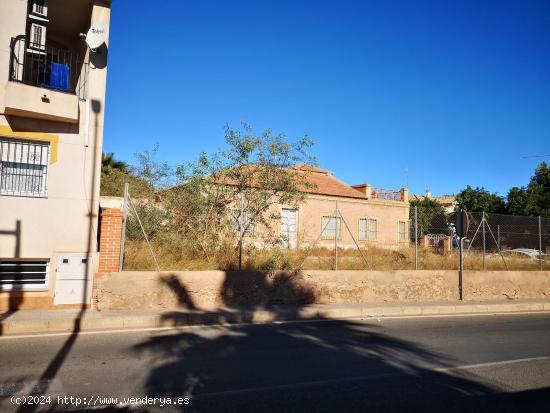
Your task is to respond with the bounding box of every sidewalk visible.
[1,299,550,336]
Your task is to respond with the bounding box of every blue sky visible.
[103,0,550,197]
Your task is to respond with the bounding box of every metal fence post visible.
[414,205,418,270]
[482,211,486,271]
[118,182,129,272]
[238,191,244,271]
[334,200,339,271]
[539,216,543,271]
[497,224,500,250]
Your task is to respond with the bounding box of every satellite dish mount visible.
[84,24,106,52]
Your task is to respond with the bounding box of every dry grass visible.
[123,239,550,272]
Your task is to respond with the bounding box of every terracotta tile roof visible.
[216,164,368,200]
[294,165,367,199]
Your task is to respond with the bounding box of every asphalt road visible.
[1,313,550,412]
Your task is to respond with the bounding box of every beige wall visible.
[0,1,111,300]
[247,193,409,249]
[94,270,550,311]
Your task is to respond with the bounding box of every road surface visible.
[1,312,550,412]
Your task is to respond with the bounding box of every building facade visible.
[0,0,111,309]
[243,166,410,250]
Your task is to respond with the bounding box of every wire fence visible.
[410,207,550,271]
[117,185,550,272]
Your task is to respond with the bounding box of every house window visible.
[397,221,408,242]
[0,259,49,290]
[0,139,50,197]
[322,216,341,239]
[359,218,378,241]
[232,210,255,237]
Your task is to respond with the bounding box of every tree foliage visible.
[455,185,506,213]
[452,162,549,217]
[409,197,447,235]
[167,123,316,259]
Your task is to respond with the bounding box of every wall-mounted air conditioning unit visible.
[29,23,46,50]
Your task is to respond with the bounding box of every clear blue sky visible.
[103,0,550,197]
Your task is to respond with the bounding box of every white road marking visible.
[0,310,548,340]
[189,356,550,400]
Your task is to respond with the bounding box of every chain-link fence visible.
[410,206,550,271]
[118,184,550,271]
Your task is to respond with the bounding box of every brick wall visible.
[98,208,123,273]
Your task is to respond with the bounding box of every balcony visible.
[4,36,88,124]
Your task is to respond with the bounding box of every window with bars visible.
[359,218,378,241]
[322,216,341,239]
[0,139,50,197]
[32,0,48,16]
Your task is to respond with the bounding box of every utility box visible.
[54,254,94,305]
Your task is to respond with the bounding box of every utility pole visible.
[118,182,129,272]
[238,191,244,271]
[334,200,339,271]
[539,216,543,271]
[482,211,486,271]
[414,205,418,270]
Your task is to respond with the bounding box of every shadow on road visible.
[124,271,550,412]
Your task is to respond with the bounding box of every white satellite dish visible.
[85,24,106,51]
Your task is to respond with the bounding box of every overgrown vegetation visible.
[123,241,550,272]
[101,123,316,270]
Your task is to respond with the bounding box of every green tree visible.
[455,185,506,213]
[409,197,447,235]
[525,161,550,217]
[506,186,528,215]
[168,122,316,261]
[101,152,128,175]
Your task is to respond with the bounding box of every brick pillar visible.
[98,208,123,273]
[442,236,452,255]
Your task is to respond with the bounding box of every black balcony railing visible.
[9,36,88,99]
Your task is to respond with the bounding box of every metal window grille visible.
[322,216,341,239]
[372,188,402,201]
[31,24,44,49]
[32,0,47,16]
[0,260,49,290]
[9,37,88,99]
[0,139,50,197]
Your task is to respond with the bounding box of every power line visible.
[521,154,550,159]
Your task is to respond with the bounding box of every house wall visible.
[0,1,111,306]
[247,193,410,249]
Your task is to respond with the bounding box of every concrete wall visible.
[0,1,111,304]
[94,270,550,311]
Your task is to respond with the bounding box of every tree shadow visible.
[126,271,550,412]
[0,220,23,335]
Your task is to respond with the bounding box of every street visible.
[1,312,550,412]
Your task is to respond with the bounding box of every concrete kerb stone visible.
[2,301,550,336]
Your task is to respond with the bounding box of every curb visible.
[2,301,550,336]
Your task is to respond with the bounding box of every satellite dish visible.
[85,24,106,51]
